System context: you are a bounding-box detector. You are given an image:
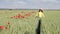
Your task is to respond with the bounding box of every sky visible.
[0,0,60,9]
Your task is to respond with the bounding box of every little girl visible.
[36,9,45,18]
[36,9,45,34]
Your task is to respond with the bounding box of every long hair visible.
[39,9,43,12]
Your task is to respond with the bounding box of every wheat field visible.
[0,10,60,34]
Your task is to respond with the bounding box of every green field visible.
[0,10,60,34]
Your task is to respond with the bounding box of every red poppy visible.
[17,14,21,18]
[17,15,20,18]
[11,13,25,19]
[7,21,10,25]
[17,13,25,18]
[5,27,8,30]
[17,15,24,18]
[21,16,25,18]
[0,26,5,30]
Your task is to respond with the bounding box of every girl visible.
[36,9,45,34]
[36,9,45,18]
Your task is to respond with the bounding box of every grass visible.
[41,10,60,34]
[0,10,60,34]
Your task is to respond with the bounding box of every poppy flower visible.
[17,14,21,18]
[7,21,10,25]
[11,13,25,19]
[0,26,5,30]
[17,15,25,18]
[17,13,25,18]
[20,16,25,18]
[17,15,20,18]
[7,21,10,28]
[5,27,8,30]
